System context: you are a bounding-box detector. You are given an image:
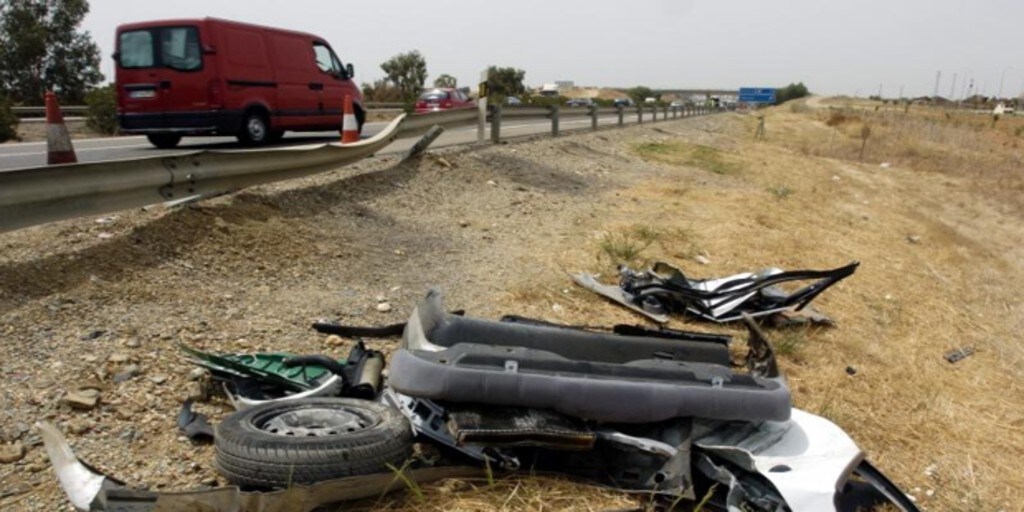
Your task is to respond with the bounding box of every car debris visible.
[573,260,859,324]
[39,288,917,512]
[180,340,384,408]
[37,420,481,512]
[176,399,214,442]
[944,345,975,364]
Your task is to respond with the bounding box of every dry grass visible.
[557,105,1024,511]
[634,141,745,175]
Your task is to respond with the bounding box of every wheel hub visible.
[258,406,373,437]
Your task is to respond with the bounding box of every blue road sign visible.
[739,88,776,104]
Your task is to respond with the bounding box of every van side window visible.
[119,30,154,68]
[312,42,339,75]
[161,27,202,71]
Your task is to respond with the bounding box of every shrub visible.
[85,84,118,135]
[0,96,18,142]
[774,82,810,105]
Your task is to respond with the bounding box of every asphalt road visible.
[0,113,655,171]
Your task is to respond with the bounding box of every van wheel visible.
[147,134,182,149]
[237,111,270,146]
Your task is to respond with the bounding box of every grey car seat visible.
[388,289,791,424]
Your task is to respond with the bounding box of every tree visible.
[0,0,103,105]
[774,83,810,104]
[380,50,427,103]
[627,86,656,105]
[361,79,405,103]
[433,74,457,89]
[85,83,118,135]
[486,66,526,100]
[0,95,18,142]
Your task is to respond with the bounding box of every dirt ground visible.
[1,100,1022,511]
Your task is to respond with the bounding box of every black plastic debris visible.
[944,346,975,364]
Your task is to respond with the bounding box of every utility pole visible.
[933,71,941,98]
[899,85,904,101]
[877,83,883,98]
[949,73,957,99]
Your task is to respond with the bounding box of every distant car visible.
[612,98,634,107]
[670,100,684,107]
[504,96,523,106]
[414,88,475,113]
[565,98,594,107]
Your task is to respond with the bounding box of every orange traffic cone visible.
[46,91,77,165]
[340,95,359,144]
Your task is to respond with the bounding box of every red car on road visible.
[414,88,475,113]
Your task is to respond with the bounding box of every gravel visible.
[0,116,730,510]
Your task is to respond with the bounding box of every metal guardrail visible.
[0,115,406,234]
[1,101,725,233]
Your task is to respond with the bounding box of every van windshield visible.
[119,27,202,71]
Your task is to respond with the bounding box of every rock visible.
[324,335,344,347]
[187,381,208,402]
[458,220,470,228]
[108,352,130,363]
[125,339,141,349]
[376,302,392,313]
[81,330,106,341]
[486,180,498,186]
[694,254,711,265]
[66,420,90,435]
[149,374,168,385]
[375,294,387,302]
[113,364,141,383]
[845,366,857,376]
[62,389,100,410]
[907,235,922,244]
[188,368,208,381]
[0,441,25,464]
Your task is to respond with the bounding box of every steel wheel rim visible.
[254,405,376,437]
[247,117,266,141]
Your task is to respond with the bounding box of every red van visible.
[114,18,364,148]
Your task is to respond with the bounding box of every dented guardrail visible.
[0,115,406,234]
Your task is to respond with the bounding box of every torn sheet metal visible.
[574,261,858,324]
[38,421,482,512]
[695,409,876,512]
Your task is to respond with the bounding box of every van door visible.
[312,41,346,130]
[156,25,215,129]
[117,23,215,131]
[268,33,321,130]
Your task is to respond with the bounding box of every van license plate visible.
[129,90,156,99]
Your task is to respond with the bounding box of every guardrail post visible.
[617,105,624,126]
[671,106,677,119]
[550,105,560,137]
[490,105,502,143]
[589,105,598,130]
[636,106,643,124]
[650,105,658,123]
[662,106,668,120]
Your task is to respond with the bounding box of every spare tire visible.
[215,398,413,489]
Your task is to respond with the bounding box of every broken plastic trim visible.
[38,420,483,512]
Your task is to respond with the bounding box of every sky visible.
[81,0,1024,98]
